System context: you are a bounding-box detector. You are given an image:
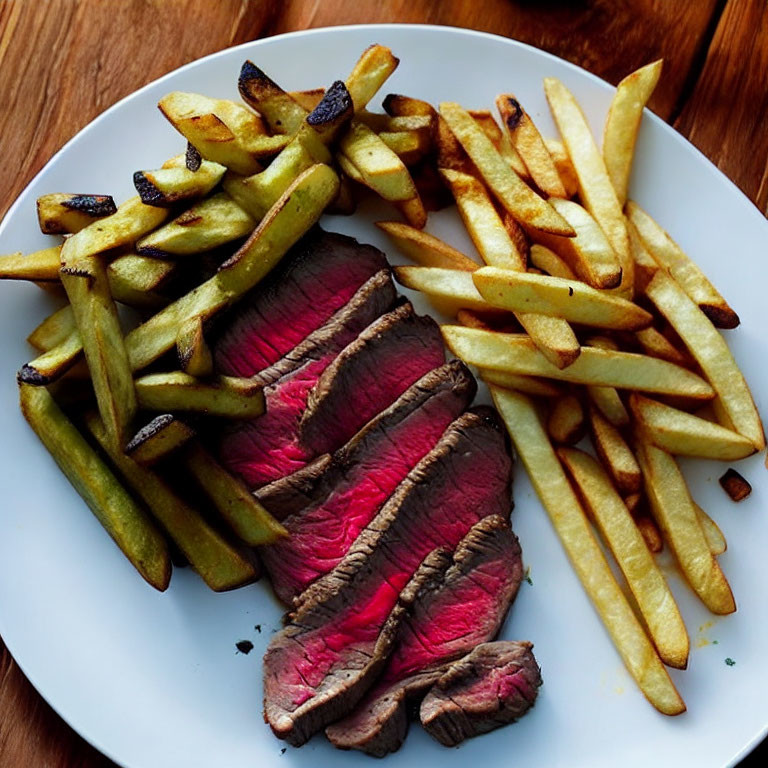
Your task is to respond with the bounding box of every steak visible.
[214,229,388,378]
[257,361,477,604]
[262,408,513,746]
[420,641,542,747]
[217,271,395,487]
[325,515,522,756]
[219,300,443,488]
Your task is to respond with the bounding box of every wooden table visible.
[0,1,766,765]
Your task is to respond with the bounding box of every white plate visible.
[1,24,767,768]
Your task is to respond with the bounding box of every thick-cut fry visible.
[238,61,308,135]
[185,444,287,546]
[559,446,689,669]
[125,414,196,466]
[375,221,478,270]
[695,503,726,555]
[17,331,83,385]
[719,468,752,502]
[629,393,756,460]
[357,112,433,134]
[377,129,431,165]
[36,193,117,235]
[643,269,763,449]
[19,384,170,590]
[0,247,62,282]
[27,305,76,352]
[547,394,586,444]
[440,102,573,235]
[529,243,577,280]
[107,254,176,308]
[627,202,739,328]
[585,337,629,427]
[345,44,399,111]
[479,368,564,398]
[383,93,436,118]
[545,139,579,198]
[176,316,213,378]
[635,326,690,367]
[496,95,567,198]
[636,516,663,553]
[469,110,530,179]
[288,88,325,112]
[589,405,642,495]
[490,387,685,715]
[473,267,652,330]
[133,158,225,207]
[135,372,265,418]
[443,326,714,398]
[87,413,256,592]
[636,439,736,614]
[603,60,663,205]
[544,77,633,294]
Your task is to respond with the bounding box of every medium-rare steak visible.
[257,360,477,603]
[217,271,395,486]
[219,300,444,488]
[325,515,522,756]
[420,641,542,747]
[214,229,388,378]
[262,408,513,746]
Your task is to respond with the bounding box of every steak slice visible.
[257,361,477,604]
[420,641,542,747]
[325,515,522,756]
[214,229,388,377]
[263,408,513,746]
[220,300,443,488]
[298,304,444,456]
[217,271,395,487]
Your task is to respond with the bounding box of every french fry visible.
[695,503,727,555]
[344,44,399,111]
[472,267,652,330]
[436,114,473,173]
[496,95,567,198]
[17,331,83,385]
[19,384,170,590]
[636,438,736,614]
[125,414,196,466]
[238,61,308,135]
[86,413,257,592]
[643,269,764,449]
[559,446,689,669]
[439,102,573,235]
[719,468,752,502]
[134,372,265,419]
[356,112,433,134]
[375,221,477,271]
[547,394,586,444]
[623,492,642,516]
[479,368,564,398]
[627,201,739,328]
[584,336,629,427]
[589,405,642,495]
[27,305,76,352]
[629,393,756,460]
[443,326,714,398]
[383,93,436,118]
[184,444,287,546]
[490,386,685,715]
[378,129,432,165]
[544,78,633,294]
[133,157,226,207]
[545,139,579,198]
[36,193,117,235]
[602,60,663,205]
[635,326,691,367]
[288,88,325,112]
[468,110,530,179]
[529,243,577,280]
[0,247,62,282]
[106,254,176,308]
[636,515,663,553]
[176,316,213,378]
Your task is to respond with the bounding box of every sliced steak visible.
[420,641,542,747]
[217,271,395,487]
[263,408,513,746]
[214,229,388,377]
[257,361,477,604]
[219,300,442,488]
[325,515,522,756]
[298,304,444,456]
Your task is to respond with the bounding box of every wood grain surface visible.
[0,1,766,766]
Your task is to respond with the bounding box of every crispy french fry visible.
[545,139,579,198]
[585,336,630,427]
[636,439,736,614]
[36,193,117,235]
[375,221,478,270]
[19,384,170,590]
[472,267,652,330]
[17,331,83,385]
[468,109,530,179]
[636,515,663,554]
[627,202,739,328]
[496,95,567,198]
[345,44,399,112]
[443,326,714,398]
[643,269,763,449]
[378,129,432,165]
[479,368,564,398]
[544,78,633,294]
[27,305,76,352]
[695,503,726,555]
[490,386,685,715]
[125,414,196,466]
[383,93,436,118]
[559,446,689,669]
[86,413,256,591]
[0,247,66,282]
[635,326,691,367]
[440,102,573,235]
[357,112,433,134]
[106,254,176,308]
[288,88,325,112]
[184,444,287,546]
[603,60,663,205]
[629,393,756,460]
[589,405,642,495]
[547,394,586,444]
[133,157,226,207]
[176,316,213,378]
[529,243,577,280]
[238,61,308,135]
[719,468,752,502]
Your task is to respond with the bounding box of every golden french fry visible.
[133,158,226,207]
[490,386,685,715]
[636,515,663,554]
[468,109,530,179]
[529,243,577,280]
[544,138,579,198]
[17,331,83,385]
[37,193,117,235]
[125,414,196,466]
[547,394,586,444]
[584,336,629,427]
[627,201,739,329]
[356,112,433,134]
[629,393,756,460]
[344,44,400,111]
[478,368,564,398]
[378,129,432,165]
[383,93,436,118]
[238,61,308,135]
[695,503,726,556]
[602,60,663,205]
[635,326,691,367]
[472,267,652,330]
[559,446,689,669]
[636,438,736,615]
[643,269,763,449]
[375,221,478,271]
[0,247,62,282]
[589,405,642,495]
[106,254,176,309]
[27,305,76,352]
[443,326,714,398]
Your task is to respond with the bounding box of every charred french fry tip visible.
[719,468,752,502]
[125,414,196,466]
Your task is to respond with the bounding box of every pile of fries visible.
[0,45,762,715]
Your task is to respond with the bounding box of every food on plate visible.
[375,220,478,270]
[133,155,226,207]
[124,413,196,466]
[588,404,642,495]
[36,193,118,235]
[547,393,586,444]
[696,503,727,555]
[719,468,752,502]
[26,305,76,352]
[176,315,214,378]
[106,253,177,308]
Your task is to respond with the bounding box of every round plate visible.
[1,24,767,768]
